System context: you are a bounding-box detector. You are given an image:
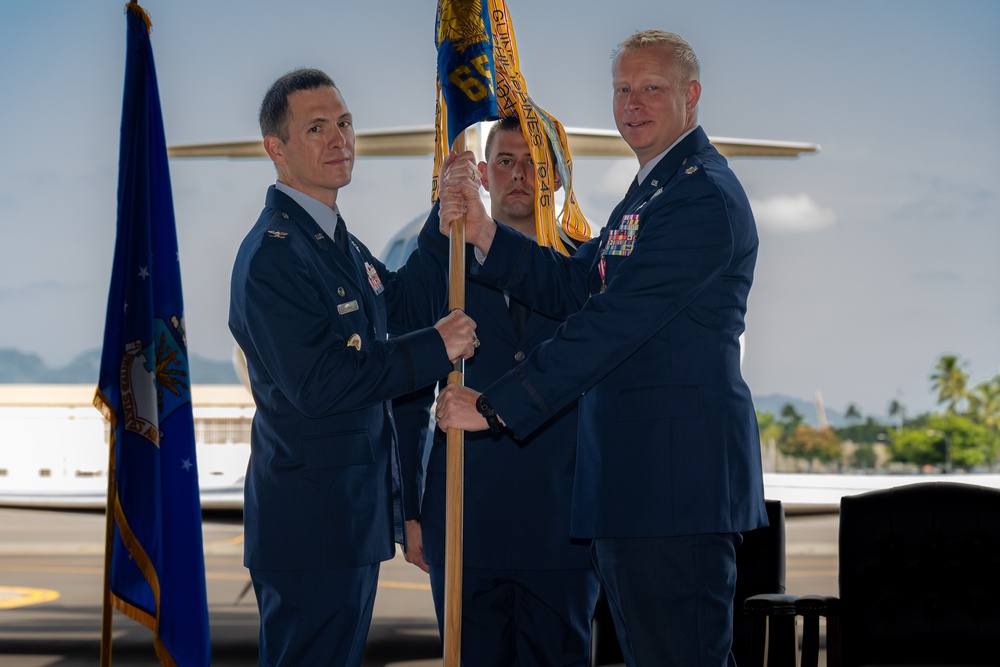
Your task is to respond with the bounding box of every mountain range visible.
[0,348,239,385]
[0,348,845,426]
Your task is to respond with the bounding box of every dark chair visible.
[747,482,1000,667]
[735,499,790,667]
[591,499,787,666]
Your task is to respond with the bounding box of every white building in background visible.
[3,385,1000,514]
[0,385,251,509]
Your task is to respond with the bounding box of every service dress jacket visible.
[470,127,768,538]
[396,219,590,570]
[229,186,452,571]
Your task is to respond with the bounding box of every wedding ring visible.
[473,337,480,348]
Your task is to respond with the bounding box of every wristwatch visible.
[475,394,503,433]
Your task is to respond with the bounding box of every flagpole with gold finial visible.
[100,431,117,667]
[101,7,152,662]
[435,3,501,661]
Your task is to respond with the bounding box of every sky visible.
[0,0,997,418]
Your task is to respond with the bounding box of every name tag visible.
[337,300,359,315]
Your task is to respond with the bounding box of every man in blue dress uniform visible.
[228,68,478,666]
[434,31,768,666]
[396,117,600,666]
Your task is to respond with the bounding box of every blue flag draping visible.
[435,0,499,148]
[433,0,590,252]
[94,4,210,666]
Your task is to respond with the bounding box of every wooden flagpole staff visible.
[436,2,590,664]
[100,436,116,666]
[444,132,467,667]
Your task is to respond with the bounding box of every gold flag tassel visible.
[433,1,592,253]
[488,0,591,254]
[432,77,449,203]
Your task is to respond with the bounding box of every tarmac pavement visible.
[0,506,838,666]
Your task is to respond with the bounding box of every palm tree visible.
[968,375,1000,425]
[779,403,804,427]
[968,375,1000,470]
[887,398,906,433]
[756,411,785,472]
[930,354,970,414]
[844,403,862,423]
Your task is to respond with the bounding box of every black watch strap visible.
[476,394,503,433]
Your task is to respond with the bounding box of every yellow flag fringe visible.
[434,0,591,253]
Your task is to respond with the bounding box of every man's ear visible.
[478,162,489,192]
[686,80,702,114]
[263,135,286,166]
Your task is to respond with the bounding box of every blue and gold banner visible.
[489,0,591,251]
[434,0,591,253]
[435,0,499,147]
[94,4,210,666]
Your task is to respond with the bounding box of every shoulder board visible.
[679,156,706,178]
[259,209,296,244]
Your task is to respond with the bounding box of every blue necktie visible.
[334,215,350,255]
[624,176,639,201]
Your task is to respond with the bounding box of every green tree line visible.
[757,354,1000,473]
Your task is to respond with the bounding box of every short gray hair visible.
[615,30,700,85]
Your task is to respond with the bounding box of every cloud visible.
[751,194,836,234]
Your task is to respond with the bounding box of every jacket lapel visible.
[266,187,367,293]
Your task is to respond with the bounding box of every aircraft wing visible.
[167,127,445,159]
[167,125,819,160]
[564,127,820,159]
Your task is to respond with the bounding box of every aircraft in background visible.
[166,124,821,161]
[170,124,820,270]
[4,125,999,512]
[0,124,851,514]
